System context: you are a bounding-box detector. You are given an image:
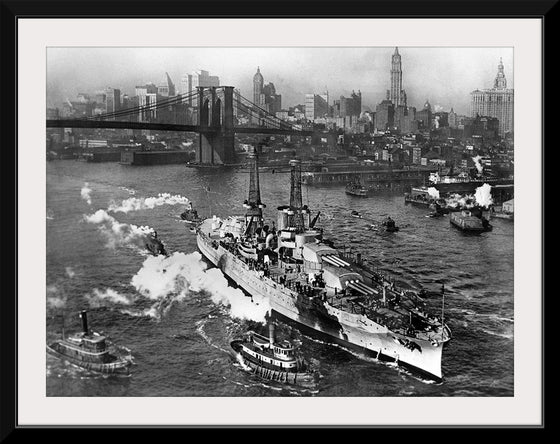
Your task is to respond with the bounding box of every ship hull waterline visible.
[46,344,131,375]
[197,230,446,382]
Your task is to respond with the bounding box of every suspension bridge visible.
[46,86,315,165]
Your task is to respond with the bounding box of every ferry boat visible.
[46,310,133,374]
[449,208,492,232]
[231,322,318,387]
[196,150,451,381]
[345,179,369,197]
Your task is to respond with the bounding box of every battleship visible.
[196,149,451,381]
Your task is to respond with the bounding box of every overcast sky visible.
[47,47,513,115]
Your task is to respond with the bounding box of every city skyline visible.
[47,47,513,115]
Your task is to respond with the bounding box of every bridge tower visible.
[196,86,236,165]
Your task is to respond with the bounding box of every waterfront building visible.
[470,58,514,137]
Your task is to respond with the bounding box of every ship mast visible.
[243,147,265,236]
[288,159,309,232]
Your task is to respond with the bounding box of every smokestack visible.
[268,322,275,346]
[79,310,89,335]
[289,159,304,231]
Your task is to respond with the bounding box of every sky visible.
[47,47,513,116]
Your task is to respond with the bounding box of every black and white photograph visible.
[44,46,515,397]
[13,14,544,427]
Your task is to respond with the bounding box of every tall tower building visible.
[390,47,406,107]
[253,67,264,105]
[470,58,514,137]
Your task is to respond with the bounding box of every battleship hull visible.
[197,230,446,381]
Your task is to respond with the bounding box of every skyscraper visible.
[253,67,264,106]
[157,72,176,97]
[390,47,407,107]
[470,58,514,137]
[105,87,121,120]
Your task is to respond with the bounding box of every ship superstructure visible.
[197,149,451,381]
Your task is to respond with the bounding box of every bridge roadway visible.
[46,119,314,137]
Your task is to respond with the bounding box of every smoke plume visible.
[131,252,270,323]
[472,156,484,175]
[445,193,476,209]
[474,183,493,208]
[85,288,133,308]
[108,193,190,213]
[84,209,155,250]
[81,183,92,205]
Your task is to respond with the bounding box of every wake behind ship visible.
[196,149,451,381]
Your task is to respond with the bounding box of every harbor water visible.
[46,160,514,397]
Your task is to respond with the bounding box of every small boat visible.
[231,323,318,388]
[180,203,201,224]
[450,208,492,232]
[350,210,362,218]
[381,216,399,232]
[46,310,133,375]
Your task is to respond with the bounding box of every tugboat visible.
[450,207,492,232]
[180,202,201,224]
[350,210,362,218]
[46,310,133,374]
[381,216,400,232]
[145,230,167,256]
[231,322,318,388]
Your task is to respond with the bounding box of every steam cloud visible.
[85,288,133,308]
[81,183,92,205]
[84,209,156,250]
[427,187,440,199]
[131,252,270,323]
[47,285,67,309]
[445,193,476,209]
[472,156,484,175]
[108,193,190,213]
[474,183,493,208]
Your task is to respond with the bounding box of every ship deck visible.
[199,220,448,344]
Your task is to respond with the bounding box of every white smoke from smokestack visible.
[84,209,155,250]
[427,187,440,199]
[85,288,133,308]
[108,193,190,213]
[472,156,484,175]
[81,183,92,205]
[474,183,493,208]
[131,252,270,323]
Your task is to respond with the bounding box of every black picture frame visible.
[3,0,553,436]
